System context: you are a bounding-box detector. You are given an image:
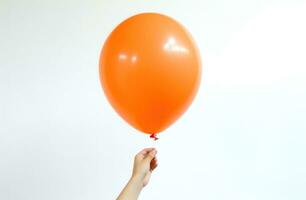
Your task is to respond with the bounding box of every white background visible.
[1,0,306,199]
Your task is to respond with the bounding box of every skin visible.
[116,148,158,200]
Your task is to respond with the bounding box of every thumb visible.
[144,149,157,163]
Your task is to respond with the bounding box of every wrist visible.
[132,170,146,180]
[129,174,144,189]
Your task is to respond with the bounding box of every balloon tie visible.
[150,133,159,141]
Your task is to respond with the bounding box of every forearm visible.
[116,175,143,200]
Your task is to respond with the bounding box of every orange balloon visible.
[99,13,201,136]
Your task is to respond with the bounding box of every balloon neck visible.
[150,133,159,141]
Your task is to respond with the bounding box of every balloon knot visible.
[150,133,159,141]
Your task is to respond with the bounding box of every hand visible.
[116,148,158,200]
[131,148,158,187]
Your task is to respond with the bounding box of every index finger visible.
[137,148,155,156]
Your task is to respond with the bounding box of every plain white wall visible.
[1,0,306,199]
